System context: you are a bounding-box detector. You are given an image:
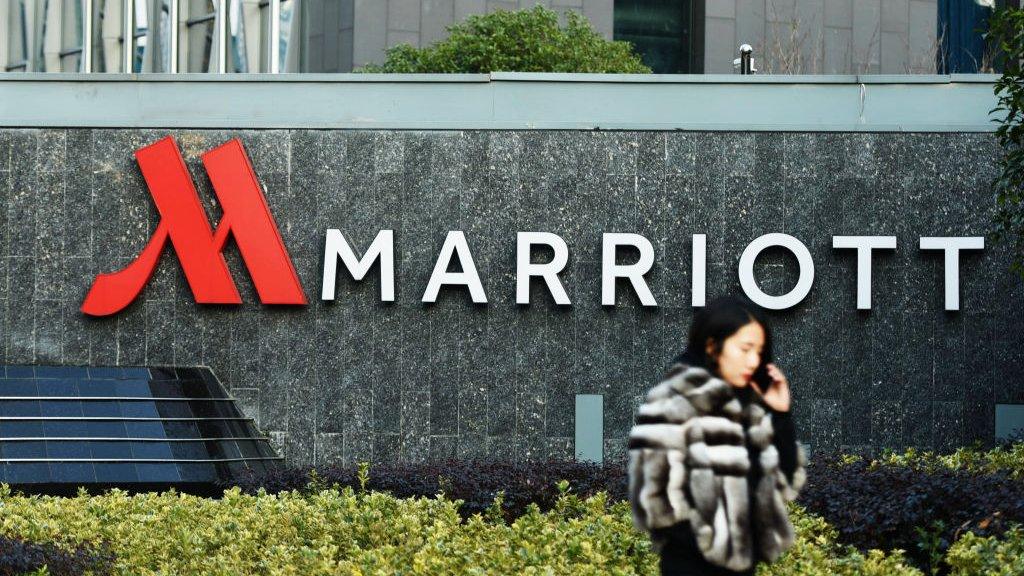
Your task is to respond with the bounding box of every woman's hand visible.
[751,363,791,412]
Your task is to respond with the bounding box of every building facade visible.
[0,73,1019,470]
[0,0,1003,75]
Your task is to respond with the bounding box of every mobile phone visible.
[752,362,773,391]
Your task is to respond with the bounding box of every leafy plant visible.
[945,522,1024,575]
[799,456,1024,569]
[914,519,949,575]
[0,535,115,576]
[760,505,923,576]
[0,481,935,576]
[224,457,629,522]
[356,6,651,74]
[986,7,1024,277]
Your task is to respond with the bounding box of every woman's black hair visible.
[671,294,774,385]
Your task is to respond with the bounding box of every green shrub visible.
[760,504,923,576]
[945,523,1024,575]
[0,483,657,575]
[355,6,651,74]
[986,7,1024,277]
[866,441,1024,479]
[0,482,928,576]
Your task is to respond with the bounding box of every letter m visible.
[81,136,307,316]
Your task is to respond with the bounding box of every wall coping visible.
[0,72,1001,131]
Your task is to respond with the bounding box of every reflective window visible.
[614,0,702,73]
[0,364,281,487]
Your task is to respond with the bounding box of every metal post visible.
[121,0,133,72]
[268,0,280,73]
[216,0,227,73]
[82,0,93,72]
[739,44,753,75]
[168,0,178,72]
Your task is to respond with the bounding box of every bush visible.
[986,7,1024,277]
[861,441,1024,480]
[0,482,657,575]
[0,534,114,576]
[223,458,629,521]
[355,6,651,73]
[797,456,1024,571]
[0,481,927,576]
[944,522,1024,575]
[761,505,923,575]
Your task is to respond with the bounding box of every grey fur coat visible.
[627,362,807,572]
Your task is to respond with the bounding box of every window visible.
[614,0,703,73]
[0,364,282,490]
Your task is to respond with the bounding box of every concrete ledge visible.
[0,72,1000,131]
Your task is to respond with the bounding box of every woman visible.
[627,295,807,575]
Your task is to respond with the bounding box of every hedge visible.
[0,482,921,576]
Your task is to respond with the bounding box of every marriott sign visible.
[81,135,985,317]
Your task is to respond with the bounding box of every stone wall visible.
[0,128,1017,467]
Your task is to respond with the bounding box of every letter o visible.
[737,233,814,310]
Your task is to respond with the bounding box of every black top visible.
[652,351,800,573]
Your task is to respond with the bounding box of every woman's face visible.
[706,321,765,387]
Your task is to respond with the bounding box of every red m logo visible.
[81,136,307,316]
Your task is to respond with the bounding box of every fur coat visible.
[627,362,807,572]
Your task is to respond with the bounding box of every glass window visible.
[51,463,96,483]
[136,463,180,482]
[40,400,83,417]
[0,379,38,396]
[124,421,167,438]
[614,0,702,73]
[116,379,153,397]
[36,379,78,396]
[1,365,279,487]
[4,440,46,459]
[177,462,217,482]
[45,440,92,459]
[86,420,129,438]
[121,400,160,418]
[155,401,193,419]
[1,399,41,417]
[81,400,122,418]
[94,462,139,482]
[43,420,90,437]
[938,0,996,73]
[131,441,174,459]
[6,366,35,378]
[78,380,120,397]
[7,463,51,483]
[0,421,44,438]
[90,441,133,459]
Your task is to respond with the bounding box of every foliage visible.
[798,455,1024,570]
[986,7,1024,277]
[355,6,651,74]
[0,481,933,576]
[759,505,923,576]
[944,522,1024,576]
[0,533,114,576]
[0,482,656,575]
[866,440,1024,479]
[5,443,1024,574]
[223,458,629,522]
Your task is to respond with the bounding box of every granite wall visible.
[0,128,1019,467]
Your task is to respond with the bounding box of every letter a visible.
[81,136,306,316]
